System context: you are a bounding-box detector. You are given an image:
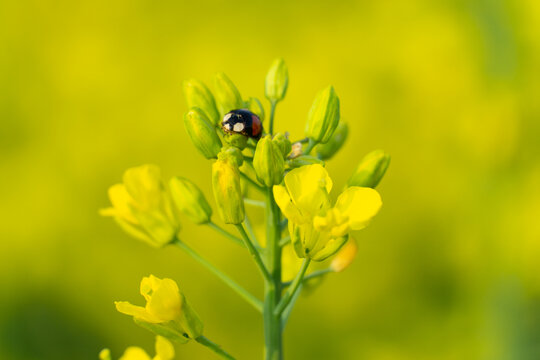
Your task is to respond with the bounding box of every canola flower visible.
[100,59,389,360]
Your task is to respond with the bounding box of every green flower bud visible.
[218,146,244,167]
[265,58,288,103]
[223,133,248,150]
[214,72,243,115]
[246,97,266,122]
[347,150,390,188]
[287,155,324,169]
[212,159,245,224]
[315,121,348,160]
[305,86,340,144]
[253,135,285,186]
[183,79,220,125]
[272,133,292,158]
[169,177,212,224]
[184,108,222,159]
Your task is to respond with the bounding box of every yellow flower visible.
[115,275,203,340]
[274,164,381,261]
[100,165,180,247]
[99,336,175,360]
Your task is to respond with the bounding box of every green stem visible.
[275,258,311,316]
[207,221,245,248]
[240,172,265,194]
[235,224,272,282]
[268,100,277,135]
[281,283,303,329]
[244,198,266,208]
[263,188,283,360]
[282,268,332,287]
[303,139,317,155]
[172,238,262,313]
[278,236,290,247]
[195,335,236,360]
[244,214,262,250]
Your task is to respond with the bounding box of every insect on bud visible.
[265,58,289,103]
[347,150,390,188]
[253,135,285,187]
[184,108,222,159]
[183,79,220,125]
[272,133,292,158]
[316,121,348,160]
[169,177,212,225]
[213,72,243,116]
[305,86,340,144]
[212,159,245,224]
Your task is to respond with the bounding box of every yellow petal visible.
[154,336,175,360]
[335,187,382,230]
[108,184,138,224]
[273,185,304,224]
[115,301,162,323]
[123,164,163,209]
[144,277,183,322]
[119,347,152,360]
[283,164,332,219]
[331,238,358,272]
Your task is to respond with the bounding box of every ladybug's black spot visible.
[221,109,262,139]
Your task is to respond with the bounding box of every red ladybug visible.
[221,109,262,139]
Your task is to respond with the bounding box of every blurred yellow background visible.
[1,0,540,359]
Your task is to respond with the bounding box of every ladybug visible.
[221,109,263,139]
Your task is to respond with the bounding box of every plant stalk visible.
[263,188,283,360]
[196,335,236,360]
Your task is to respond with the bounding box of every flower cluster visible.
[100,58,390,360]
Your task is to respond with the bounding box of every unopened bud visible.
[214,72,243,115]
[348,150,390,188]
[246,97,265,122]
[330,238,358,272]
[253,135,285,186]
[223,133,248,150]
[184,108,222,159]
[183,79,220,125]
[218,146,244,167]
[305,86,340,144]
[212,159,245,224]
[316,121,348,160]
[265,58,289,103]
[169,177,212,224]
[272,133,292,158]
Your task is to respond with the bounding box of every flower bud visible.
[169,177,212,224]
[214,72,243,115]
[330,238,358,272]
[316,121,348,160]
[223,133,248,150]
[100,165,180,248]
[253,135,285,186]
[272,133,292,158]
[347,150,390,188]
[246,97,265,122]
[305,86,340,144]
[184,108,222,159]
[265,58,288,103]
[212,159,245,224]
[287,155,324,169]
[98,349,111,360]
[218,146,244,167]
[183,79,220,125]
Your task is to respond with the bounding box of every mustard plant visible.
[100,59,390,359]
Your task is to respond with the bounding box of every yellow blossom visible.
[100,165,180,247]
[115,275,203,340]
[274,164,381,261]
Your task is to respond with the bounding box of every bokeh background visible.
[1,0,540,359]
